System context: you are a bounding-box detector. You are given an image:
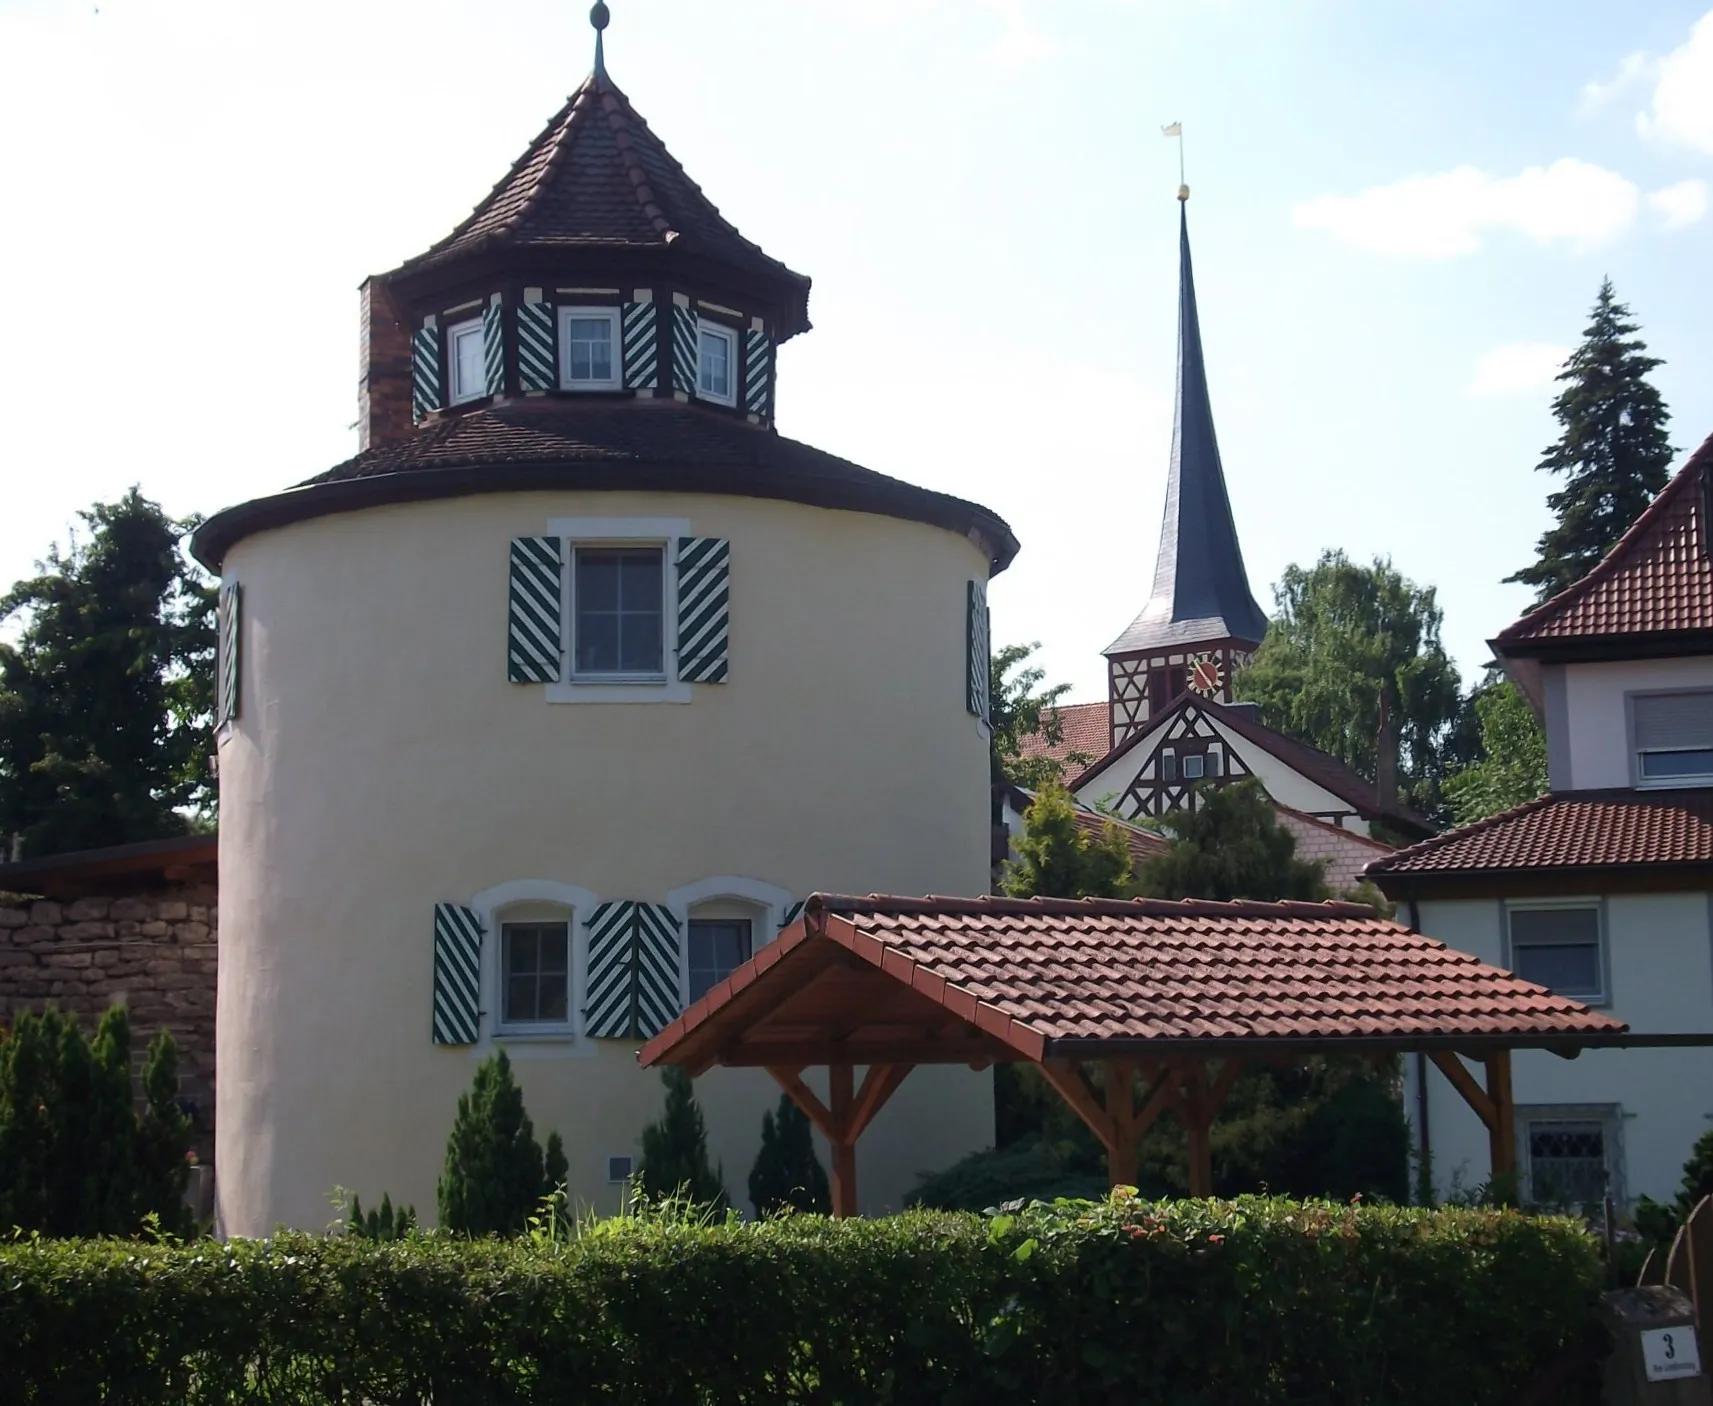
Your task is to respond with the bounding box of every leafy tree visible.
[437,1051,561,1235]
[1002,783,1133,899]
[1236,551,1462,820]
[747,1094,830,1217]
[1135,779,1329,902]
[1442,680,1548,825]
[0,1006,193,1237]
[989,642,1091,788]
[637,1067,728,1210]
[0,490,215,857]
[1507,279,1674,602]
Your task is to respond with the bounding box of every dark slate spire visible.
[1105,199,1269,657]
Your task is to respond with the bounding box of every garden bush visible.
[0,1195,1602,1405]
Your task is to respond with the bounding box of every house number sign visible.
[1641,1326,1703,1381]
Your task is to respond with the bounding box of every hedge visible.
[0,1196,1601,1405]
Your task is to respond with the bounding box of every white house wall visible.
[1554,657,1713,791]
[214,489,996,1235]
[1406,892,1713,1206]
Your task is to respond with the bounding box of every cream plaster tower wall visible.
[213,489,998,1235]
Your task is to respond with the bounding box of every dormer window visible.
[448,318,486,404]
[697,321,737,406]
[559,307,620,390]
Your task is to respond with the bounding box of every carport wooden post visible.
[1427,1047,1520,1200]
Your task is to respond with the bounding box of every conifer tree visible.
[437,1050,557,1235]
[1002,783,1134,900]
[1506,280,1674,601]
[135,1028,195,1236]
[1136,779,1329,902]
[747,1094,830,1217]
[636,1067,728,1209]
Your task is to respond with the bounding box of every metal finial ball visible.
[590,2,609,32]
[1177,183,1191,202]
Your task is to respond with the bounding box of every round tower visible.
[194,17,1016,1234]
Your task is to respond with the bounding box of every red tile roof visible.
[389,72,811,335]
[639,892,1626,1070]
[1016,700,1110,770]
[192,402,1018,573]
[1494,432,1713,654]
[1364,788,1713,880]
[1074,811,1169,867]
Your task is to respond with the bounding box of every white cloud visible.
[1579,51,1656,115]
[1292,159,1639,258]
[1638,8,1713,153]
[1648,177,1710,229]
[1466,343,1569,399]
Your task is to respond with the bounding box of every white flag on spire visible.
[1161,122,1182,137]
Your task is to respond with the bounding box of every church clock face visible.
[1189,652,1225,696]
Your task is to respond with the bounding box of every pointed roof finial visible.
[591,1,610,77]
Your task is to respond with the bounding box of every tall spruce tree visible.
[747,1093,831,1217]
[636,1067,728,1209]
[1506,279,1674,601]
[437,1051,560,1235]
[0,489,215,857]
[1136,779,1329,903]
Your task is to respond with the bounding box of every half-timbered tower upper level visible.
[1104,194,1268,751]
[357,3,810,452]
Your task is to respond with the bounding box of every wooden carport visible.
[638,893,1633,1216]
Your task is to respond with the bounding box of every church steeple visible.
[1102,196,1269,748]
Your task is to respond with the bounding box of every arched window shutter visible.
[216,581,242,726]
[671,304,697,394]
[744,330,774,420]
[432,903,483,1045]
[584,902,682,1038]
[676,538,730,683]
[517,301,556,391]
[411,320,441,423]
[584,901,633,1038]
[623,301,658,389]
[966,579,990,723]
[507,537,563,683]
[633,903,682,1038]
[482,296,505,397]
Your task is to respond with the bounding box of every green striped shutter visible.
[517,302,555,391]
[622,301,658,389]
[583,901,684,1039]
[634,903,682,1038]
[670,305,697,394]
[216,581,241,726]
[432,903,483,1045]
[744,329,774,419]
[412,322,441,422]
[585,902,635,1038]
[483,298,505,397]
[676,538,729,683]
[966,580,990,724]
[508,537,563,683]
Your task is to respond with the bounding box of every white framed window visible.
[1183,753,1205,780]
[501,921,570,1027]
[1506,902,1606,1005]
[448,317,486,404]
[687,915,753,1004]
[572,545,665,680]
[667,877,793,1004]
[558,306,621,390]
[1632,690,1713,788]
[1160,749,1177,782]
[697,320,737,406]
[1517,1104,1624,1209]
[471,880,599,1048]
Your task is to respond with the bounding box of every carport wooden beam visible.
[766,1062,916,1217]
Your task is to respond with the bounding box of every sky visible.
[0,0,1710,702]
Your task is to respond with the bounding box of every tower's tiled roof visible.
[1493,432,1713,655]
[387,71,811,337]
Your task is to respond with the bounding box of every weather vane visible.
[591,1,610,76]
[1162,121,1188,201]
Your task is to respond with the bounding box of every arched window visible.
[471,880,598,1041]
[666,876,794,1005]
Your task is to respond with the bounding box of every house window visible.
[687,917,752,1003]
[1507,905,1604,1003]
[1519,1106,1623,1209]
[697,321,737,405]
[1633,691,1713,786]
[501,922,569,1026]
[448,318,486,404]
[1183,753,1205,780]
[1161,750,1177,782]
[573,546,665,678]
[559,307,620,389]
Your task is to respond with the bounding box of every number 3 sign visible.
[1642,1325,1704,1381]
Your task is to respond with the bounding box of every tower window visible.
[448,318,487,404]
[559,307,620,390]
[697,321,737,406]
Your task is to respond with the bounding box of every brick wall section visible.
[0,885,218,1163]
[359,275,415,450]
[1275,810,1392,893]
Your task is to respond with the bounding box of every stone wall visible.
[0,884,218,1163]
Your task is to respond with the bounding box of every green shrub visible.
[637,1066,728,1210]
[0,1196,1601,1405]
[436,1050,564,1236]
[909,1144,1114,1211]
[347,1192,416,1241]
[748,1093,830,1216]
[0,1006,192,1238]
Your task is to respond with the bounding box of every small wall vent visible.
[606,1155,634,1184]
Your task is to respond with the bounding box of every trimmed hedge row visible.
[0,1196,1601,1405]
